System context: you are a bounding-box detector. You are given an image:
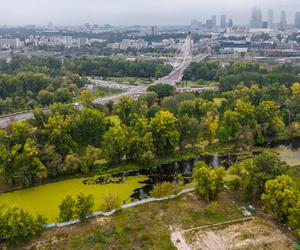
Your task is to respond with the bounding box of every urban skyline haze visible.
[0,0,299,26]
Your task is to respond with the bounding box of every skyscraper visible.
[250,7,262,28]
[295,12,300,29]
[268,9,274,28]
[280,10,287,28]
[190,19,199,30]
[206,19,213,30]
[220,15,227,28]
[211,15,217,28]
[228,18,233,28]
[151,26,158,36]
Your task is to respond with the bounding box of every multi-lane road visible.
[0,112,34,128]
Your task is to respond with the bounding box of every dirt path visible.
[170,227,191,250]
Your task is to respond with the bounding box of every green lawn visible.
[0,175,148,223]
[109,77,152,85]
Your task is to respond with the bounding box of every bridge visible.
[156,33,209,85]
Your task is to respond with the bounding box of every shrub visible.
[0,206,46,245]
[101,193,122,212]
[150,182,175,198]
[59,195,76,222]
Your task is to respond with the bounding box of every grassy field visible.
[109,77,152,85]
[272,146,300,167]
[0,175,148,223]
[20,191,243,249]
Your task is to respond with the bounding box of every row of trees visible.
[0,69,87,115]
[183,61,300,92]
[65,56,173,79]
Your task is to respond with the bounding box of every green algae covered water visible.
[0,175,148,223]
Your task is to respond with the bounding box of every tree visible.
[80,90,94,107]
[150,111,179,155]
[178,100,196,117]
[75,193,94,221]
[80,146,102,173]
[141,91,158,107]
[230,151,288,201]
[7,121,35,148]
[44,114,77,157]
[0,206,46,245]
[219,110,242,143]
[256,101,287,141]
[177,114,201,150]
[54,88,72,103]
[115,96,136,126]
[147,84,175,99]
[64,154,80,174]
[17,139,47,186]
[59,195,76,222]
[39,144,63,178]
[72,108,107,147]
[37,90,54,106]
[200,112,219,144]
[291,82,300,97]
[262,175,298,222]
[103,125,128,164]
[289,198,300,236]
[192,162,225,202]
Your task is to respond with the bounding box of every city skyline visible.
[0,0,299,26]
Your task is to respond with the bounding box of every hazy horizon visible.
[0,0,299,26]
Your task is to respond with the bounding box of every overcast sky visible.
[0,0,299,26]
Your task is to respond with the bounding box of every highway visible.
[0,112,34,128]
[155,33,209,85]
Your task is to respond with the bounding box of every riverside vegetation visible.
[0,60,300,246]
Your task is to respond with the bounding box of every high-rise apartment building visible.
[268,9,274,28]
[206,19,213,29]
[211,15,217,28]
[280,10,287,28]
[150,26,158,36]
[220,15,227,28]
[250,7,262,28]
[295,12,300,29]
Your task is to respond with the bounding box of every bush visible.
[59,195,76,222]
[75,193,95,221]
[205,201,219,216]
[101,193,122,212]
[228,177,242,191]
[192,162,225,202]
[0,206,46,245]
[150,182,175,198]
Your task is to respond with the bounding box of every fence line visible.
[183,216,254,233]
[45,187,195,229]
